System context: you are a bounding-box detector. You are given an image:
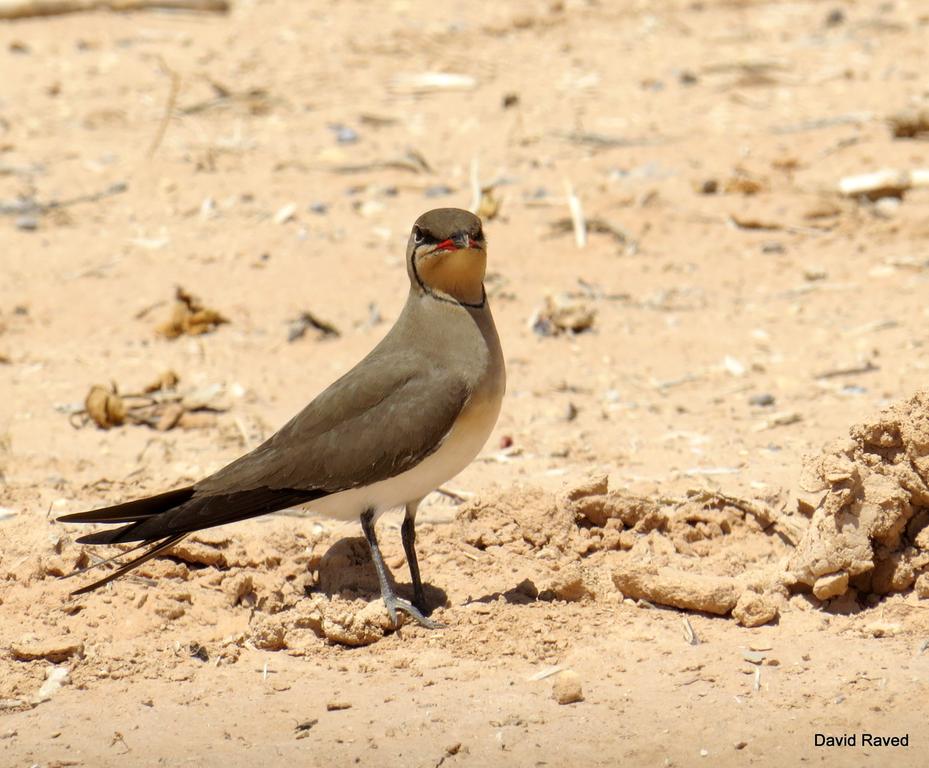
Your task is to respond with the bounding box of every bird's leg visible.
[360,508,439,630]
[402,500,427,613]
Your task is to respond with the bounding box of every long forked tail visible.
[69,534,188,595]
[57,484,325,593]
[57,486,196,594]
[58,486,196,543]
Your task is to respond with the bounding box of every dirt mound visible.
[787,390,929,600]
[456,477,791,625]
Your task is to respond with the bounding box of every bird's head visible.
[407,208,487,306]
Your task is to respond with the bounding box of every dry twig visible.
[0,0,228,19]
[564,181,586,249]
[147,57,181,159]
[0,182,127,217]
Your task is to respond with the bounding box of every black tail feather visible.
[60,539,152,581]
[69,534,188,596]
[75,522,143,546]
[57,484,326,593]
[57,486,195,525]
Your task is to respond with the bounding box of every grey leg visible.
[360,508,438,629]
[402,500,427,612]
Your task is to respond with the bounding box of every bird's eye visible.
[413,227,424,244]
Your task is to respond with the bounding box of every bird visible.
[58,207,505,629]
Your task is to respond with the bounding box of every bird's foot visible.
[384,594,444,630]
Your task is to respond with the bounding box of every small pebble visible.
[748,393,775,407]
[328,124,359,144]
[274,203,297,224]
[874,196,900,218]
[424,185,455,198]
[15,216,38,231]
[825,8,845,26]
[34,666,70,703]
[842,384,867,395]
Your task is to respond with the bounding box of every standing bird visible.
[58,208,505,628]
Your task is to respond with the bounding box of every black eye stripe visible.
[413,228,485,244]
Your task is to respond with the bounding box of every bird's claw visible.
[384,595,443,630]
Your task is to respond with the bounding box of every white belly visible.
[303,393,502,522]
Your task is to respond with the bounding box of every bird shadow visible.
[312,536,447,614]
[464,578,540,606]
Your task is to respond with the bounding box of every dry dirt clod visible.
[224,573,255,607]
[169,539,227,568]
[73,375,226,433]
[319,600,391,647]
[539,565,592,602]
[154,602,186,621]
[156,286,229,339]
[84,384,126,429]
[143,369,180,393]
[612,562,740,616]
[11,638,84,663]
[155,403,185,431]
[812,572,848,600]
[787,389,929,599]
[732,591,779,627]
[551,670,584,705]
[915,573,929,599]
[249,617,286,651]
[530,294,596,336]
[722,171,766,196]
[888,108,929,139]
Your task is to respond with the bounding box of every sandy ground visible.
[2,0,929,765]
